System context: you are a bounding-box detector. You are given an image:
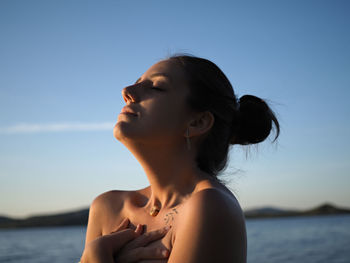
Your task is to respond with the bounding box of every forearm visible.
[80,241,114,263]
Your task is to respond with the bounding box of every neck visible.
[123,139,207,210]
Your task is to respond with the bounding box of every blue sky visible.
[1,0,349,217]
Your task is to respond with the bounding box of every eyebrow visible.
[135,73,172,85]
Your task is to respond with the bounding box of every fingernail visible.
[162,249,169,257]
[135,224,142,233]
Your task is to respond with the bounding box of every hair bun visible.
[234,95,279,145]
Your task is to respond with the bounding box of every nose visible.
[122,84,139,104]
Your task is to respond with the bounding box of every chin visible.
[113,121,139,142]
[113,122,124,141]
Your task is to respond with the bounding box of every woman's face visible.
[114,59,192,146]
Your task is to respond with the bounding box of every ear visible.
[185,111,215,138]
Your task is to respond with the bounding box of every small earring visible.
[186,127,191,151]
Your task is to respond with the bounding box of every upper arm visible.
[84,191,124,248]
[169,189,247,263]
[84,194,105,248]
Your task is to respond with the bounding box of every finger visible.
[105,228,138,252]
[135,224,144,235]
[110,218,130,233]
[137,226,171,247]
[118,218,130,229]
[123,226,171,249]
[116,246,170,263]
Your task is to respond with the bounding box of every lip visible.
[120,106,138,116]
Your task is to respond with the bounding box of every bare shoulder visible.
[184,187,245,228]
[170,188,247,263]
[90,190,128,214]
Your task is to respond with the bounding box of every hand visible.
[81,218,139,263]
[115,224,171,263]
[81,218,171,263]
[81,228,139,263]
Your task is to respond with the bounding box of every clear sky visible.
[1,0,349,218]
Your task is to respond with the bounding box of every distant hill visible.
[244,206,296,217]
[244,203,350,219]
[0,203,349,229]
[0,209,88,229]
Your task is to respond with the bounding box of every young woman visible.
[80,55,279,263]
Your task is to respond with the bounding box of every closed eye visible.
[152,86,164,91]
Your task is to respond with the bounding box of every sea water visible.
[0,214,349,263]
[246,214,350,263]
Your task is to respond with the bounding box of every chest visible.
[103,206,181,251]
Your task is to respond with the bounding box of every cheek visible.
[147,99,187,128]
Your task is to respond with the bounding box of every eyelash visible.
[152,86,164,91]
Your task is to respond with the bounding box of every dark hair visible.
[168,55,280,178]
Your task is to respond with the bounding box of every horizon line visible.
[1,201,347,220]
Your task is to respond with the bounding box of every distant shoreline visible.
[0,203,349,229]
[243,203,350,219]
